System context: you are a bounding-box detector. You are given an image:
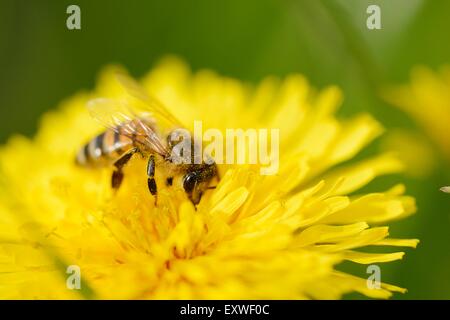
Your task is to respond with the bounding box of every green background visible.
[1,0,449,299]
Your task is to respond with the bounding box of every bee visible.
[76,72,219,206]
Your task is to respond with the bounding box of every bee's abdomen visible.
[76,129,133,166]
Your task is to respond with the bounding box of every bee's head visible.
[182,164,218,205]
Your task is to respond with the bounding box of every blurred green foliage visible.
[0,0,449,299]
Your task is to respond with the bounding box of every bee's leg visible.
[111,170,124,190]
[111,147,139,190]
[147,154,158,206]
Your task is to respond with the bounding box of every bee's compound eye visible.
[183,172,197,193]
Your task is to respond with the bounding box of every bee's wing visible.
[87,97,133,129]
[115,71,185,130]
[87,98,169,156]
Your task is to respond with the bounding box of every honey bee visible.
[76,73,219,206]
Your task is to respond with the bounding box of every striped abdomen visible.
[76,129,133,167]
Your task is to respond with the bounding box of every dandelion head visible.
[0,57,418,299]
[383,65,450,161]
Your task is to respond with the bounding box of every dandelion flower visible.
[0,57,418,299]
[383,66,450,161]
